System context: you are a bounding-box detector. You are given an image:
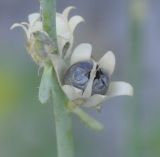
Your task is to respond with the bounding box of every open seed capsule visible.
[64,61,110,95]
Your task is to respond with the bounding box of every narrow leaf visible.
[39,65,52,104]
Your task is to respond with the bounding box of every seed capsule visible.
[92,68,110,95]
[64,61,110,95]
[64,61,93,90]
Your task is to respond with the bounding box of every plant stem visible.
[128,0,147,157]
[39,0,74,157]
[40,0,58,52]
[68,102,104,131]
[51,68,74,157]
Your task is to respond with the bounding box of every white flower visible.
[56,6,84,59]
[51,43,134,108]
[11,13,53,65]
[10,6,84,63]
[11,6,133,108]
[11,13,43,40]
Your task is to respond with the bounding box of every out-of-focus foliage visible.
[0,69,21,108]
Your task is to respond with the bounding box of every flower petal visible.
[30,21,43,33]
[107,81,134,97]
[56,13,71,39]
[70,43,92,65]
[57,36,68,56]
[21,22,29,28]
[28,13,40,26]
[63,39,74,59]
[50,54,67,85]
[83,94,109,108]
[62,85,83,100]
[98,51,116,76]
[10,23,29,39]
[62,6,75,20]
[83,62,97,98]
[69,15,84,33]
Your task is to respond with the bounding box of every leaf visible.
[39,65,53,104]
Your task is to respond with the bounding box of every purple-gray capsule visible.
[64,61,110,95]
[64,61,93,90]
[92,68,110,95]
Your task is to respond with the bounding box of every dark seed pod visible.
[64,61,110,95]
[64,61,93,91]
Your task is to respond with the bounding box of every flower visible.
[11,6,133,108]
[10,6,84,65]
[11,13,54,65]
[11,13,43,40]
[51,43,134,108]
[56,6,84,59]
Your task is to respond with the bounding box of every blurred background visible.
[0,0,160,157]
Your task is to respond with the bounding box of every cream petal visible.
[31,21,43,33]
[69,15,84,33]
[62,85,83,100]
[28,13,40,26]
[63,38,74,59]
[70,43,92,65]
[56,14,71,39]
[10,23,29,39]
[83,62,97,98]
[82,79,93,98]
[21,22,29,28]
[98,51,116,76]
[62,6,75,20]
[57,37,68,56]
[83,94,109,108]
[57,31,73,58]
[107,81,134,97]
[50,54,67,85]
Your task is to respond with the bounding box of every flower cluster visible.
[11,6,133,109]
[11,6,84,66]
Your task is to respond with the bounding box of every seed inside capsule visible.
[64,61,93,90]
[64,61,110,95]
[92,68,110,95]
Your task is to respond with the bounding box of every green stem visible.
[51,68,74,157]
[39,0,74,157]
[40,0,58,53]
[68,102,104,131]
[128,0,147,157]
